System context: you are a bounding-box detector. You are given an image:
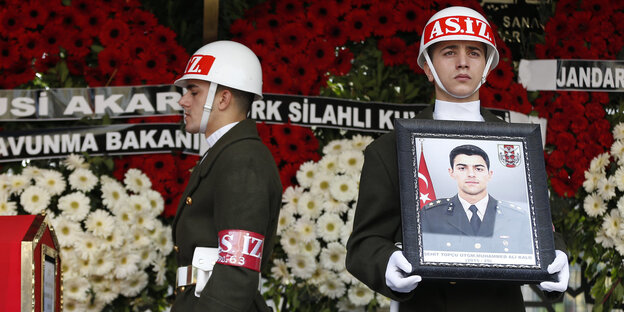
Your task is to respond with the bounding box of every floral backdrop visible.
[0,0,623,311]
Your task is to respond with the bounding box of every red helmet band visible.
[423,15,496,47]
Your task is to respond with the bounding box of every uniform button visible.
[504,248,509,252]
[174,245,179,252]
[474,243,481,249]
[180,286,185,292]
[186,197,192,205]
[446,242,452,247]
[449,281,456,285]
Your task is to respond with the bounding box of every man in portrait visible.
[420,144,532,254]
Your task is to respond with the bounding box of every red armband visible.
[217,229,264,272]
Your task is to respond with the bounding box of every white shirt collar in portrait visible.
[458,195,489,221]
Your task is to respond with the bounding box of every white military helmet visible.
[174,40,262,134]
[417,6,499,99]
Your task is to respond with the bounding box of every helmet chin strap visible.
[424,50,495,99]
[199,82,219,135]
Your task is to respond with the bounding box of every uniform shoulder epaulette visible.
[496,200,526,214]
[423,198,451,210]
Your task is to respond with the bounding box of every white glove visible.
[385,251,422,293]
[538,250,569,293]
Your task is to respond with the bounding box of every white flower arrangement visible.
[0,155,173,311]
[269,134,389,311]
[583,124,624,257]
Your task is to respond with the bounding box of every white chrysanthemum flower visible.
[76,255,94,277]
[348,282,375,306]
[64,154,88,170]
[119,271,149,297]
[338,268,360,285]
[21,166,42,180]
[330,175,358,203]
[300,239,321,257]
[124,168,152,193]
[323,139,350,156]
[282,185,304,205]
[271,259,292,284]
[68,168,98,192]
[340,220,354,246]
[64,276,90,301]
[589,153,610,173]
[280,228,302,255]
[20,185,51,214]
[101,180,128,212]
[310,171,332,198]
[114,206,134,228]
[617,197,624,217]
[614,167,624,192]
[614,237,624,257]
[318,271,347,299]
[583,170,603,193]
[320,241,347,271]
[376,293,392,308]
[84,210,115,238]
[58,192,91,222]
[127,194,150,217]
[297,193,322,219]
[295,161,317,188]
[133,211,156,231]
[319,154,340,174]
[85,297,106,312]
[277,205,296,234]
[51,216,83,248]
[613,123,624,141]
[91,251,116,276]
[35,169,66,196]
[317,213,343,242]
[0,193,17,215]
[74,232,102,260]
[154,226,173,254]
[287,253,316,279]
[92,277,120,304]
[128,227,151,250]
[152,256,168,286]
[309,266,330,285]
[0,174,10,193]
[113,250,141,279]
[323,197,349,214]
[63,298,88,312]
[596,227,615,250]
[60,248,79,278]
[583,193,607,217]
[602,209,623,239]
[338,150,364,175]
[144,189,164,216]
[611,140,624,160]
[294,217,316,243]
[350,134,374,151]
[336,298,364,312]
[597,176,617,201]
[101,227,126,251]
[8,174,29,195]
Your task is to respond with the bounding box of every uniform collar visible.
[458,194,489,220]
[432,99,484,122]
[206,121,239,149]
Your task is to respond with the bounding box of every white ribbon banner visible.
[518,59,624,92]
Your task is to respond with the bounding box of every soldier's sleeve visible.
[196,141,279,311]
[345,141,414,301]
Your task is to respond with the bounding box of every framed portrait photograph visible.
[395,118,556,283]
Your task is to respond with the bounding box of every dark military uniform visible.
[345,104,566,312]
[421,195,534,255]
[172,119,282,312]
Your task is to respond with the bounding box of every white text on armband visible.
[217,229,264,272]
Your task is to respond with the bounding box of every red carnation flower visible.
[256,14,283,32]
[229,19,254,39]
[509,83,532,114]
[66,32,93,58]
[585,102,606,121]
[329,48,354,76]
[370,3,399,37]
[66,55,87,76]
[264,64,293,94]
[344,9,372,42]
[486,61,513,90]
[99,18,131,47]
[547,150,565,169]
[276,0,305,22]
[40,25,63,56]
[378,37,407,67]
[405,43,424,75]
[111,66,142,86]
[97,46,129,74]
[289,56,320,94]
[163,45,189,75]
[548,112,571,133]
[152,25,178,46]
[555,132,576,152]
[0,7,24,33]
[324,19,349,47]
[396,1,427,33]
[0,39,20,70]
[128,8,159,30]
[278,23,309,51]
[243,28,276,58]
[306,39,336,69]
[34,53,60,74]
[136,50,168,80]
[301,14,325,38]
[83,10,107,37]
[306,2,340,24]
[569,116,589,135]
[22,2,46,29]
[279,163,298,191]
[544,14,571,41]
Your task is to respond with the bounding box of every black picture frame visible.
[395,118,556,283]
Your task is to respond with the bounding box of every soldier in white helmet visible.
[171,40,282,311]
[346,6,569,311]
